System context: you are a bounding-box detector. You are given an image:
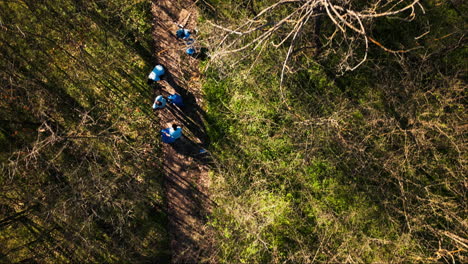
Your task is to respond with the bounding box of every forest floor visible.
[150,0,213,263]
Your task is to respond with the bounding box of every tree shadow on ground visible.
[162,161,216,208]
[150,1,216,261]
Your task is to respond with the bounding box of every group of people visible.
[148,65,184,144]
[176,27,197,56]
[147,26,196,144]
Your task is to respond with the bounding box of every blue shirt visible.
[152,95,166,109]
[148,65,164,81]
[168,94,184,107]
[161,128,175,143]
[169,127,182,139]
[186,47,196,55]
[176,29,191,39]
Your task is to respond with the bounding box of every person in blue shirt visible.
[186,47,196,56]
[161,124,182,143]
[176,28,191,39]
[152,95,166,109]
[167,94,184,107]
[147,65,165,84]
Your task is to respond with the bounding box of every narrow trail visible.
[150,1,213,263]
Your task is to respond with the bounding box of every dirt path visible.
[150,1,213,263]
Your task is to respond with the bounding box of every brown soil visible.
[151,1,213,263]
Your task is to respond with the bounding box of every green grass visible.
[198,1,467,262]
[0,1,170,263]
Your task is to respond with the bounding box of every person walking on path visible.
[152,95,167,109]
[161,123,182,143]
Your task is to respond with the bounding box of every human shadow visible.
[168,106,208,143]
[191,47,210,61]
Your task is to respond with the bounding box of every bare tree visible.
[207,0,425,77]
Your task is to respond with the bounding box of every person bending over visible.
[167,93,184,107]
[176,28,191,39]
[152,95,167,109]
[161,124,182,143]
[147,65,165,84]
